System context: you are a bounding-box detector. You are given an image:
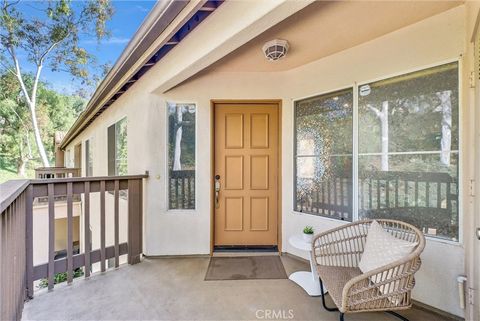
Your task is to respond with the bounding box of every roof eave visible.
[60,0,194,149]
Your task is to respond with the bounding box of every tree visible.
[173,105,183,171]
[0,0,113,167]
[367,101,389,171]
[0,71,84,177]
[434,90,452,166]
[0,72,32,176]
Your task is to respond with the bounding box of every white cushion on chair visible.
[359,220,418,305]
[359,220,417,274]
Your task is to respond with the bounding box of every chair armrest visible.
[311,221,369,268]
[341,255,422,311]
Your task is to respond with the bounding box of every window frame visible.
[65,149,71,168]
[165,101,198,213]
[292,58,463,245]
[107,116,128,176]
[293,86,355,222]
[84,137,94,177]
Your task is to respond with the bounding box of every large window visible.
[295,88,353,221]
[294,62,459,241]
[168,102,196,210]
[358,63,459,241]
[107,118,127,176]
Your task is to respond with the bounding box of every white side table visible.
[288,234,327,296]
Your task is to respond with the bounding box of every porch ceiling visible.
[22,256,455,321]
[208,1,463,73]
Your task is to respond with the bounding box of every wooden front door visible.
[214,102,278,246]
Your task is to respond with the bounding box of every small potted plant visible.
[303,226,314,243]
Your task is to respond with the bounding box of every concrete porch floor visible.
[23,255,457,321]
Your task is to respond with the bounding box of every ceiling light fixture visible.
[262,39,289,61]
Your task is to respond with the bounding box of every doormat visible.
[205,256,287,280]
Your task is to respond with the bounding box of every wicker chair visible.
[311,219,425,321]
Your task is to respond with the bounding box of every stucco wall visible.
[33,202,81,265]
[64,6,470,316]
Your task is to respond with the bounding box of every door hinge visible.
[469,71,475,88]
[470,179,475,197]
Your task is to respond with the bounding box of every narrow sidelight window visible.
[168,102,196,210]
[358,62,459,241]
[294,88,354,221]
[85,139,93,177]
[107,117,127,176]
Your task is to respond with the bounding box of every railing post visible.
[25,185,33,299]
[127,179,142,265]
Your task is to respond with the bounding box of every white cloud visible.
[82,37,130,45]
[135,5,149,13]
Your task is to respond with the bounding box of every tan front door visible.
[214,102,278,246]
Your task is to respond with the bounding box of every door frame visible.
[210,99,282,255]
[471,10,480,320]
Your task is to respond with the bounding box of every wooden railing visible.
[35,167,81,203]
[0,173,148,321]
[296,171,458,237]
[35,167,80,179]
[169,170,195,209]
[0,180,30,321]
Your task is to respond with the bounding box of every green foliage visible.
[303,226,314,234]
[0,71,85,181]
[0,167,34,182]
[38,268,84,289]
[358,63,459,155]
[1,0,113,168]
[0,0,114,85]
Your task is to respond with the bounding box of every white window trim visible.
[292,57,463,246]
[165,101,198,213]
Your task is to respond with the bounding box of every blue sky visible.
[16,1,156,95]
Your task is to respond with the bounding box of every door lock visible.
[215,175,221,209]
[476,227,480,240]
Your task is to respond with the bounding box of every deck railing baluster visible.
[26,185,33,298]
[100,180,106,272]
[47,184,55,290]
[67,182,74,284]
[114,180,120,268]
[84,182,91,278]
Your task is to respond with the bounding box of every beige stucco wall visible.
[32,202,81,265]
[63,5,475,317]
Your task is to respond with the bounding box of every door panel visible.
[214,103,278,246]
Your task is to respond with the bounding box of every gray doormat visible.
[205,256,287,280]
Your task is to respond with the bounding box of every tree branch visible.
[8,46,32,106]
[0,60,17,77]
[39,41,59,64]
[30,63,43,107]
[366,104,381,118]
[7,102,28,129]
[2,0,20,11]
